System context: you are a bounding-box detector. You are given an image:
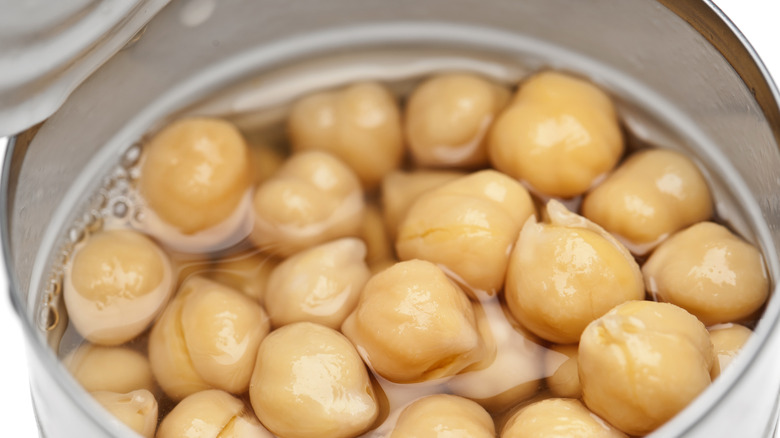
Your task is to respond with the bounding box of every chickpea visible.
[91,390,158,438]
[397,170,535,297]
[579,301,714,436]
[505,200,644,343]
[447,300,543,412]
[250,151,364,257]
[390,394,495,438]
[709,323,753,379]
[501,398,626,438]
[288,82,404,188]
[209,251,279,304]
[582,149,713,254]
[381,169,465,240]
[544,344,581,399]
[64,229,174,346]
[158,389,272,438]
[642,222,768,325]
[138,117,253,251]
[406,73,510,168]
[64,344,154,394]
[488,71,623,198]
[341,260,485,383]
[264,238,371,329]
[149,276,270,399]
[249,322,378,438]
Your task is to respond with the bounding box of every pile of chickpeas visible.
[59,70,769,438]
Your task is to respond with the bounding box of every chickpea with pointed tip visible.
[158,389,272,438]
[250,322,379,438]
[138,117,253,251]
[288,82,404,188]
[342,260,485,383]
[64,229,174,346]
[251,151,365,257]
[489,71,623,198]
[582,148,713,254]
[642,221,768,325]
[505,200,644,343]
[406,73,510,168]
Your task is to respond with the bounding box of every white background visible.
[0,0,778,435]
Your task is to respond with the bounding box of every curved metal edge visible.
[659,0,780,150]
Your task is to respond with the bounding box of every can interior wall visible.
[3,1,780,437]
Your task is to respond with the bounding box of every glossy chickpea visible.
[64,344,154,394]
[447,300,544,412]
[158,389,272,438]
[643,222,768,325]
[249,322,378,438]
[209,251,279,304]
[397,170,535,297]
[544,344,581,399]
[149,276,270,399]
[91,390,158,438]
[710,324,753,379]
[579,301,714,436]
[406,73,510,168]
[390,394,495,438]
[64,229,174,346]
[251,151,364,257]
[288,82,404,188]
[264,238,371,329]
[501,398,626,438]
[342,260,485,383]
[505,200,644,343]
[381,169,465,240]
[489,71,623,198]
[138,117,253,251]
[582,149,713,254]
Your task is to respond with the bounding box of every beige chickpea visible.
[209,251,279,304]
[138,117,253,251]
[149,276,270,399]
[488,71,623,198]
[342,260,485,383]
[91,390,158,438]
[250,322,378,438]
[579,301,714,436]
[64,344,154,394]
[251,151,364,257]
[265,237,371,329]
[505,200,644,343]
[406,73,510,168]
[502,398,626,438]
[64,229,174,346]
[390,394,495,438]
[582,149,713,254]
[448,300,544,412]
[381,169,465,240]
[158,389,272,438]
[288,82,404,188]
[397,170,535,297]
[544,344,581,399]
[643,222,768,325]
[710,323,753,379]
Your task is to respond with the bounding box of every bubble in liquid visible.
[85,210,104,233]
[112,200,129,218]
[68,227,85,245]
[121,144,142,168]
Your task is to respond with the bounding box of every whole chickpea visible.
[288,82,404,188]
[406,73,510,168]
[390,394,495,438]
[489,71,623,198]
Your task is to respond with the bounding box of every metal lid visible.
[0,0,169,137]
